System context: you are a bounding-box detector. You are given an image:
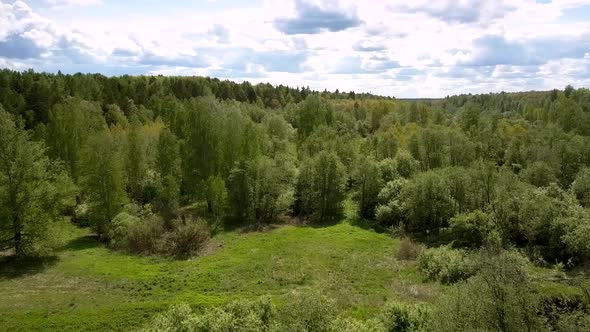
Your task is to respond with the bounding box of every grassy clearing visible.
[0,220,439,331]
[1,218,582,331]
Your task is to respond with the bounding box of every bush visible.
[375,179,407,228]
[142,297,276,332]
[380,303,430,332]
[572,167,590,208]
[417,246,476,284]
[395,237,424,261]
[429,250,546,332]
[446,210,495,249]
[143,303,196,332]
[278,290,337,332]
[108,212,141,248]
[521,161,558,187]
[126,219,165,254]
[164,219,211,258]
[329,317,384,332]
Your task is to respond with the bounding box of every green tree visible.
[297,152,347,222]
[47,97,106,179]
[0,109,76,256]
[227,162,252,222]
[205,175,227,221]
[401,170,456,234]
[81,130,128,238]
[572,167,590,208]
[156,128,182,219]
[353,157,383,219]
[127,122,148,201]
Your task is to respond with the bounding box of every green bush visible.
[329,317,384,332]
[380,303,430,332]
[126,219,165,254]
[429,250,547,332]
[142,297,276,332]
[572,167,590,208]
[278,290,337,332]
[108,212,140,248]
[417,246,476,284]
[446,210,495,249]
[164,219,211,258]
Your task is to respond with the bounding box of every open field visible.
[0,220,443,331]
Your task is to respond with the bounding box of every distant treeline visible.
[0,69,391,129]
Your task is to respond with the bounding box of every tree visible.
[353,157,383,219]
[401,170,456,234]
[227,162,252,222]
[127,122,148,201]
[205,175,227,221]
[394,149,419,178]
[0,108,76,256]
[572,167,590,208]
[297,152,347,222]
[47,97,106,180]
[430,251,545,332]
[80,130,128,238]
[156,128,182,219]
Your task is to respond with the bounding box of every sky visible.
[0,0,590,98]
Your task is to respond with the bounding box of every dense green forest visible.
[1,69,590,331]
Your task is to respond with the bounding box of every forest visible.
[1,69,590,331]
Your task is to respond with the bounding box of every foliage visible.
[108,211,141,248]
[375,179,407,228]
[446,210,496,249]
[572,167,590,208]
[429,250,546,332]
[395,237,424,261]
[352,157,383,219]
[0,108,76,256]
[164,219,211,258]
[417,246,476,284]
[379,303,430,332]
[297,152,347,222]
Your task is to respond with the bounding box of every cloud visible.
[464,34,590,66]
[111,47,137,57]
[45,0,103,7]
[390,0,516,24]
[208,24,230,43]
[138,53,209,68]
[273,0,362,35]
[353,41,387,52]
[0,32,44,58]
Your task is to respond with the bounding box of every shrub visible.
[108,212,140,248]
[375,179,407,228]
[521,161,558,187]
[198,296,276,332]
[572,167,590,208]
[329,317,384,332]
[395,237,424,261]
[446,210,495,249]
[417,246,476,284]
[143,297,276,332]
[126,219,165,254]
[380,303,430,332]
[429,250,546,332]
[143,303,196,332]
[278,290,337,332]
[164,219,211,258]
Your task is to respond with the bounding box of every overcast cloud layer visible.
[1,0,589,97]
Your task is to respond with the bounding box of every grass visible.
[1,216,584,331]
[0,220,439,331]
